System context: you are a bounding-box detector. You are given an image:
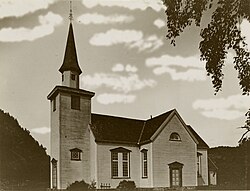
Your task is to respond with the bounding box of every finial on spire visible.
[69,0,73,22]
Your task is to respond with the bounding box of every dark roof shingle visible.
[91,114,144,145]
[90,110,209,148]
[139,110,173,143]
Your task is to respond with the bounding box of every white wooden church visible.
[47,20,217,190]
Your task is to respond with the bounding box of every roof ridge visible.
[145,109,175,122]
[91,113,145,122]
[208,156,218,170]
[137,121,146,144]
[186,124,209,149]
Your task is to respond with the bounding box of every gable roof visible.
[186,125,209,149]
[91,113,144,145]
[208,157,218,171]
[139,110,173,143]
[90,109,208,148]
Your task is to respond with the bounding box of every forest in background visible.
[0,109,50,191]
[209,141,250,189]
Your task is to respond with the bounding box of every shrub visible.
[67,180,90,191]
[117,180,136,190]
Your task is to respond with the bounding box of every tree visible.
[162,0,250,140]
[0,109,50,190]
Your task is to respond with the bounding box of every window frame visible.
[111,152,118,177]
[70,148,82,161]
[169,132,181,141]
[51,158,57,189]
[52,98,56,112]
[141,149,148,178]
[71,95,80,110]
[110,147,131,179]
[197,152,202,176]
[71,74,76,81]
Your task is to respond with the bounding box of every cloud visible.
[90,29,143,46]
[129,35,163,52]
[0,12,62,42]
[82,73,156,93]
[31,127,50,134]
[0,0,56,19]
[193,94,250,120]
[154,18,165,28]
[146,55,207,81]
[81,0,164,12]
[241,19,250,49]
[97,93,136,104]
[77,13,134,25]
[90,29,163,52]
[112,64,138,73]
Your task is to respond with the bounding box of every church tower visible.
[47,3,95,189]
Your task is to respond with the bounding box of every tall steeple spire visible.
[59,1,82,75]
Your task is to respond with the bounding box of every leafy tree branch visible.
[163,0,250,140]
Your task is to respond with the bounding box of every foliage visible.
[209,140,250,189]
[0,109,50,190]
[163,0,250,138]
[163,0,250,94]
[117,180,136,190]
[67,180,93,191]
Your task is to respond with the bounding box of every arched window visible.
[51,158,57,189]
[141,149,148,178]
[169,132,181,141]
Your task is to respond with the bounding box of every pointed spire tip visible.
[69,0,73,22]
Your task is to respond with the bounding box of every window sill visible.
[111,177,130,179]
[142,176,148,179]
[71,159,81,161]
[71,108,80,110]
[169,140,182,142]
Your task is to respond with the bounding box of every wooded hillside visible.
[209,139,250,190]
[0,109,50,190]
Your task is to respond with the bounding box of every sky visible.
[0,0,250,154]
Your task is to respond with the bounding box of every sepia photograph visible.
[0,0,249,190]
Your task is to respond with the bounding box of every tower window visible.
[62,74,64,81]
[70,148,82,161]
[52,98,56,112]
[71,95,80,110]
[71,74,75,80]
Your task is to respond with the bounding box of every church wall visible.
[198,149,208,185]
[59,93,91,188]
[152,114,197,187]
[50,94,60,188]
[96,143,140,188]
[90,128,98,184]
